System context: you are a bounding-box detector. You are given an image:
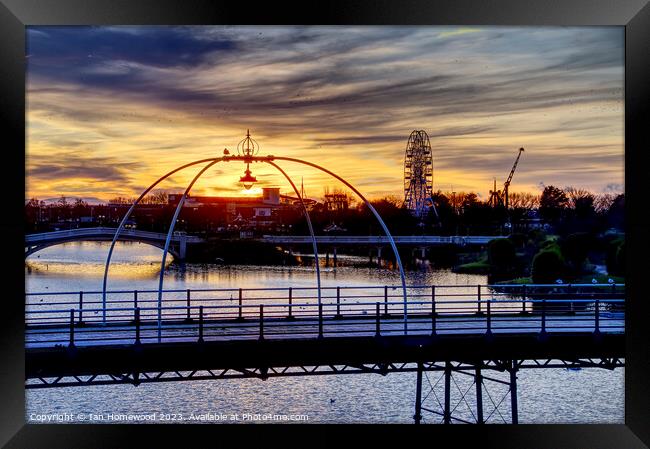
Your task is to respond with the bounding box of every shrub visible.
[539,240,562,256]
[527,229,547,244]
[540,239,559,250]
[606,238,625,276]
[560,232,594,274]
[614,240,625,276]
[488,238,516,268]
[531,249,566,284]
[508,233,527,249]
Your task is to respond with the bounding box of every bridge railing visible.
[25,227,202,243]
[25,284,624,346]
[260,235,505,245]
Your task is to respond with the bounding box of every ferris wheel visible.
[403,130,436,220]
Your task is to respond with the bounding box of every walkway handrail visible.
[25,289,625,348]
[26,283,624,296]
[26,284,625,336]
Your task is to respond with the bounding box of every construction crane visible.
[488,178,502,207]
[504,147,524,209]
[488,147,525,209]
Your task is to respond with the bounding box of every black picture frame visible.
[1,0,648,447]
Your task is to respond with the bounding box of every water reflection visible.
[26,241,169,279]
[25,241,487,292]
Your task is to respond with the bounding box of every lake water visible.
[25,242,624,424]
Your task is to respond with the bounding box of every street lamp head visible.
[239,163,257,190]
[237,130,260,188]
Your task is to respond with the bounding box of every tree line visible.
[25,185,624,237]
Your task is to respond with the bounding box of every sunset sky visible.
[26,26,624,203]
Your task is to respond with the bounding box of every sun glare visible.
[238,187,263,196]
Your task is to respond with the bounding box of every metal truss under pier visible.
[26,332,624,424]
[413,358,623,424]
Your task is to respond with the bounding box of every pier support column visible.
[510,360,519,424]
[333,247,337,267]
[475,364,484,424]
[325,250,330,267]
[377,247,383,266]
[414,362,423,424]
[444,361,452,424]
[410,360,518,425]
[420,247,426,259]
[179,234,187,260]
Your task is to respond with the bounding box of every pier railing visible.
[25,284,624,346]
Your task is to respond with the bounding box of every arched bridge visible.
[260,235,507,263]
[261,235,505,246]
[25,227,203,260]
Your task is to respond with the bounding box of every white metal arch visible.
[101,157,219,322]
[103,153,408,335]
[154,158,325,341]
[155,159,223,340]
[271,156,409,334]
[265,160,322,304]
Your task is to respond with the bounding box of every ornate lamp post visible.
[238,130,259,189]
[102,131,408,340]
[237,129,260,190]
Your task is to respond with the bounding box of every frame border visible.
[1,0,648,447]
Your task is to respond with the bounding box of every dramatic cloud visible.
[26,26,624,200]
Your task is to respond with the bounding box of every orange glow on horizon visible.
[25,26,624,202]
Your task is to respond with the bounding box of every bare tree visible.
[564,186,594,209]
[108,196,136,205]
[443,191,471,212]
[142,189,169,205]
[594,193,616,213]
[508,192,540,210]
[376,195,403,208]
[322,186,356,208]
[151,190,168,204]
[461,192,480,208]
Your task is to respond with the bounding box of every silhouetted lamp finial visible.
[237,129,259,158]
